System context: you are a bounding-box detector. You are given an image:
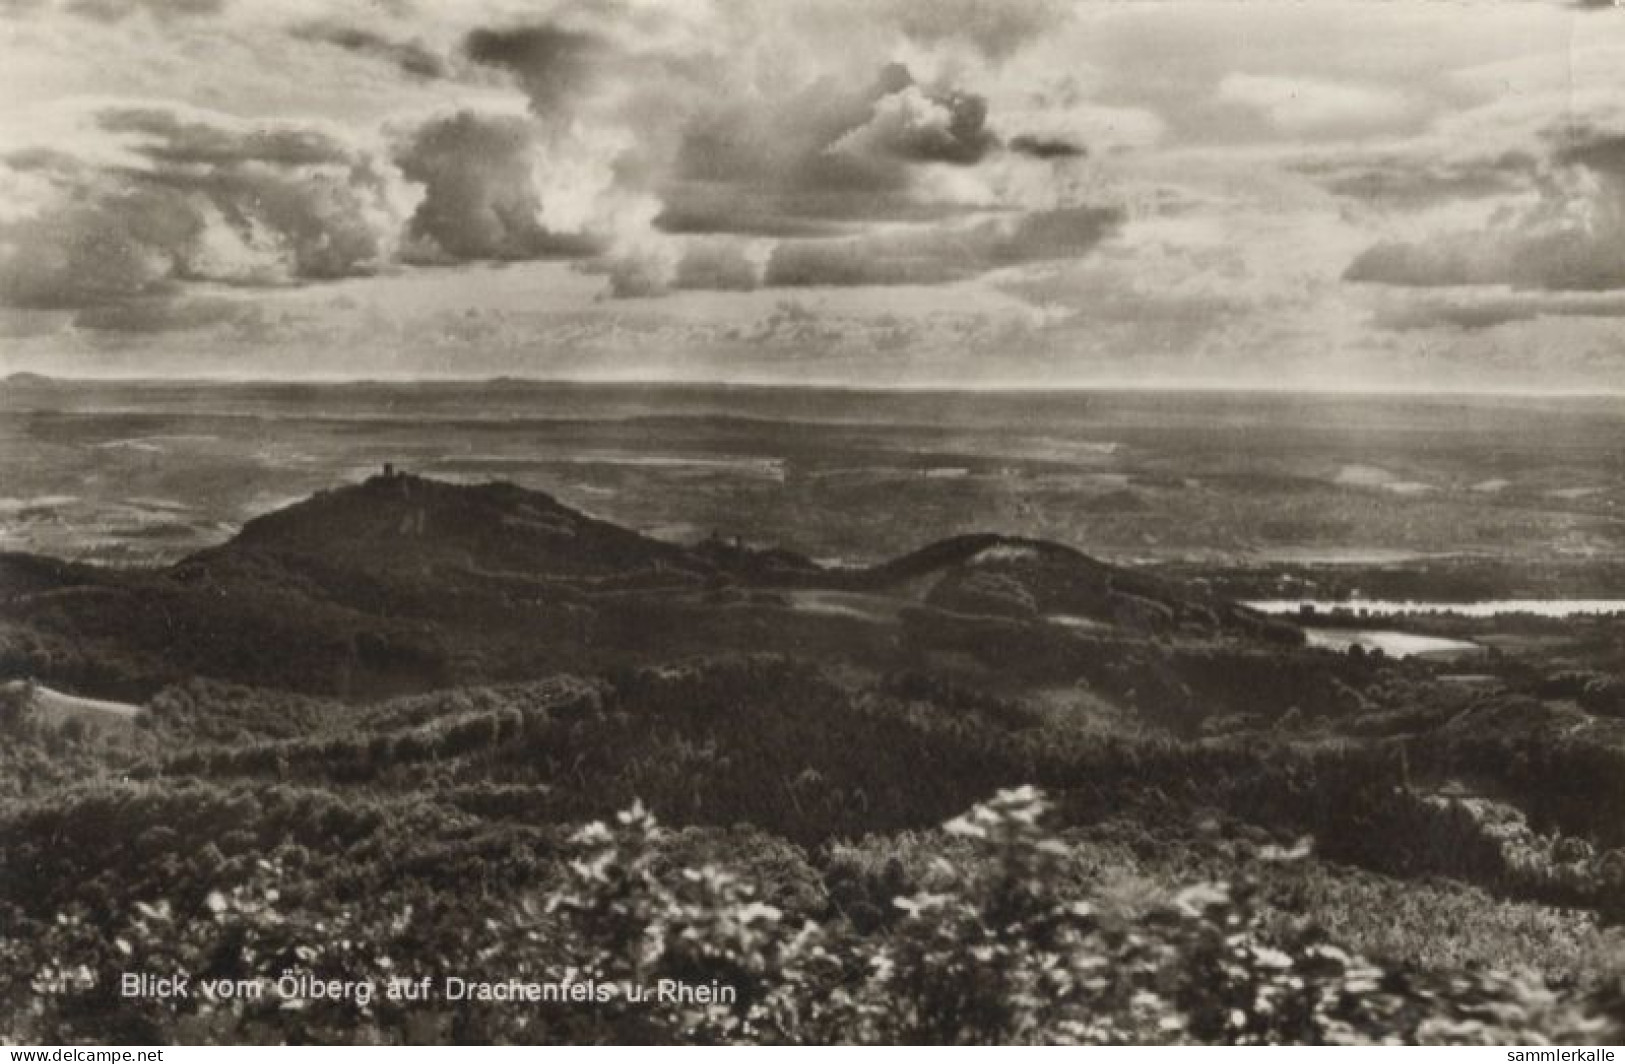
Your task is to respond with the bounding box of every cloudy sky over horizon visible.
[4,0,1625,389]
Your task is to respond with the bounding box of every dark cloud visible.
[1346,212,1625,293]
[660,63,1007,238]
[464,24,604,113]
[602,255,666,299]
[0,186,193,309]
[672,64,912,194]
[0,146,86,175]
[1556,131,1625,173]
[654,192,857,238]
[96,107,405,282]
[1323,166,1528,207]
[62,0,223,20]
[99,107,354,167]
[1344,239,1508,289]
[915,92,996,164]
[292,21,447,79]
[763,206,1121,287]
[656,183,972,239]
[394,110,604,263]
[1008,134,1087,160]
[1303,150,1535,208]
[599,203,1120,300]
[1,0,224,18]
[764,237,961,287]
[834,84,998,165]
[0,106,409,316]
[1344,129,1625,292]
[1374,292,1625,331]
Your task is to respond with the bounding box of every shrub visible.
[7,787,1622,1045]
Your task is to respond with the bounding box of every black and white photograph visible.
[2,0,1625,1048]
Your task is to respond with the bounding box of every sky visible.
[3,0,1625,390]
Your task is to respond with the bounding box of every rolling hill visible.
[0,472,1302,710]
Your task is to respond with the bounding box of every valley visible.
[3,379,1624,1044]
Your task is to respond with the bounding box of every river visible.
[1245,599,1625,619]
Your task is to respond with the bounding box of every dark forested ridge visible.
[3,474,1624,1044]
[0,472,1301,701]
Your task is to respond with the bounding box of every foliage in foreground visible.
[4,788,1621,1045]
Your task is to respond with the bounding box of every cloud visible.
[762,206,1121,287]
[98,105,355,167]
[652,190,862,238]
[1557,130,1625,174]
[1218,73,1415,137]
[1008,134,1085,160]
[1373,290,1625,331]
[0,0,224,21]
[0,103,416,316]
[878,0,1071,63]
[1345,127,1625,292]
[463,24,605,114]
[663,62,917,202]
[394,110,604,263]
[450,20,691,271]
[0,0,1133,366]
[649,61,1030,242]
[106,106,413,281]
[72,295,261,332]
[997,75,1164,154]
[430,3,1128,303]
[456,10,1083,242]
[1300,150,1536,208]
[672,239,762,292]
[0,184,189,308]
[1345,237,1512,289]
[57,0,224,21]
[830,83,997,166]
[292,21,447,80]
[603,203,1121,297]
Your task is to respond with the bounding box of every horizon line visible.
[4,370,1624,401]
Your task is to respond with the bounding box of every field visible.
[2,377,1624,1044]
[5,379,1624,576]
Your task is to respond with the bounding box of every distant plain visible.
[5,380,1622,590]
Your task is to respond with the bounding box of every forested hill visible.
[0,472,1300,703]
[218,473,712,580]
